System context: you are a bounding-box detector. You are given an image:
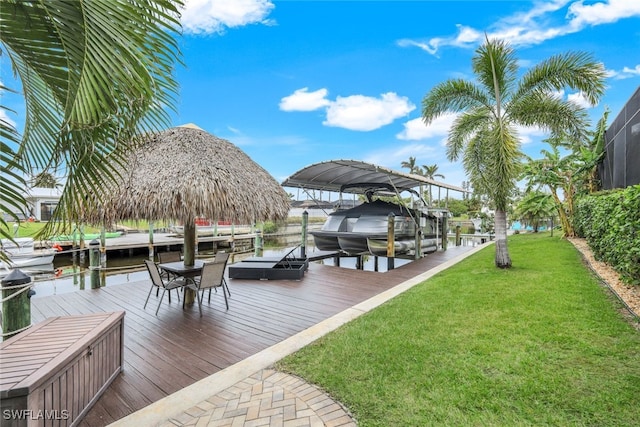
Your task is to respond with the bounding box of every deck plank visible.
[27,246,474,425]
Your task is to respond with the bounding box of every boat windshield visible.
[321,215,346,232]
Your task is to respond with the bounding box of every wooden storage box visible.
[0,311,125,427]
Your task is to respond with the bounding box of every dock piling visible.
[148,221,155,260]
[254,222,263,257]
[1,269,34,341]
[89,239,101,289]
[387,213,395,270]
[301,211,308,259]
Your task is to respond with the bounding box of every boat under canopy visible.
[282,160,464,258]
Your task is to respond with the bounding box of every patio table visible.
[158,260,205,306]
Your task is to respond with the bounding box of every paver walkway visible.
[161,369,356,427]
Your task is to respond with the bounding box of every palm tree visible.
[420,163,445,204]
[515,190,556,232]
[421,164,445,180]
[422,37,605,268]
[29,171,62,189]
[400,156,419,174]
[0,0,182,240]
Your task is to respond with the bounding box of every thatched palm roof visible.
[95,125,290,224]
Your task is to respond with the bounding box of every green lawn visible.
[277,233,640,426]
[2,222,101,239]
[2,220,169,239]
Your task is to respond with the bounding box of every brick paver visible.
[160,369,357,427]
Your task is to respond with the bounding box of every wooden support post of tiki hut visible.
[100,225,107,267]
[183,220,197,305]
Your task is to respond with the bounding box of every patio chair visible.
[158,250,181,263]
[158,251,181,277]
[156,251,182,294]
[144,260,187,315]
[189,255,230,316]
[214,251,231,298]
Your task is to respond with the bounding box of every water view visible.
[24,233,485,298]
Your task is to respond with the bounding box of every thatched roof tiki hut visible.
[93,125,290,267]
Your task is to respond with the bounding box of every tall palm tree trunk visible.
[494,209,511,268]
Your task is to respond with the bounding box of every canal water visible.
[24,231,482,298]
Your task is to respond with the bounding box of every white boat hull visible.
[1,238,58,270]
[0,252,56,269]
[367,237,438,257]
[310,199,443,257]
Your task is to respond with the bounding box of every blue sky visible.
[4,1,640,199]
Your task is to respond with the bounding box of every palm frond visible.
[472,37,518,103]
[592,108,610,153]
[487,123,520,210]
[516,51,606,105]
[462,131,492,198]
[509,92,589,143]
[1,0,183,236]
[422,79,489,123]
[447,108,491,161]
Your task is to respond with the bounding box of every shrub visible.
[574,185,640,285]
[261,220,280,234]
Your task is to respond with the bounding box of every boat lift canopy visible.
[282,159,465,195]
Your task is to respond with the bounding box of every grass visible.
[276,233,640,426]
[2,222,104,239]
[1,220,171,239]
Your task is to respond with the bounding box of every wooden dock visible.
[28,246,476,426]
[50,231,258,259]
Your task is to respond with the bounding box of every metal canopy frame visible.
[281,159,465,194]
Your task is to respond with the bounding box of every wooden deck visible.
[28,246,475,426]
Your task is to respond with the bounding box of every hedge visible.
[573,185,640,285]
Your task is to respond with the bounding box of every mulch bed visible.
[568,237,640,329]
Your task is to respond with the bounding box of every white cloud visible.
[396,39,439,55]
[517,125,547,145]
[400,0,640,55]
[567,92,593,108]
[323,93,415,131]
[279,88,331,111]
[396,25,480,55]
[397,113,458,141]
[609,64,640,80]
[181,0,275,35]
[567,0,640,28]
[621,65,640,75]
[281,88,415,131]
[455,25,483,45]
[397,115,547,146]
